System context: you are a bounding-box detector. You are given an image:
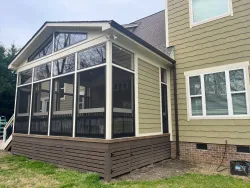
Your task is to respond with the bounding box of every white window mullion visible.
[186,76,192,120]
[72,53,78,137]
[13,73,19,133]
[200,74,206,116]
[105,41,112,139]
[47,61,54,136]
[28,68,35,135]
[52,32,55,53]
[225,71,233,115]
[243,67,250,115]
[134,54,139,137]
[159,67,163,134]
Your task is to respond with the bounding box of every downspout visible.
[173,63,180,159]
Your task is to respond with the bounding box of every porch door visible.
[161,84,169,133]
[161,68,169,133]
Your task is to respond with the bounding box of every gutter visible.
[173,63,180,159]
[109,20,176,65]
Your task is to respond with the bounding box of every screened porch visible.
[14,42,136,139]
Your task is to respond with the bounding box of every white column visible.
[28,68,35,134]
[159,67,163,134]
[72,53,78,137]
[105,41,112,139]
[47,62,54,136]
[13,73,19,133]
[134,55,139,137]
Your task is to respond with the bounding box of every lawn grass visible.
[0,153,250,188]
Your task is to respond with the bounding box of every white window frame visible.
[60,83,66,100]
[189,0,233,28]
[185,62,250,120]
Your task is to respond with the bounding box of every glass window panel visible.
[19,69,33,85]
[34,63,51,81]
[112,67,135,138]
[30,80,50,135]
[53,54,75,76]
[204,72,228,115]
[161,68,167,83]
[51,74,74,136]
[189,76,201,95]
[15,85,31,134]
[192,0,230,24]
[230,69,245,92]
[112,44,134,70]
[54,32,87,52]
[78,44,106,69]
[76,67,106,138]
[28,35,53,62]
[191,97,202,116]
[232,93,247,115]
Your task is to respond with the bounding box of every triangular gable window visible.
[28,32,87,63]
[28,35,53,62]
[54,32,87,52]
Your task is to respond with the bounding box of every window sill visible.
[190,12,233,28]
[188,115,250,121]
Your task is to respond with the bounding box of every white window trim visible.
[60,83,66,100]
[189,0,233,28]
[185,62,250,120]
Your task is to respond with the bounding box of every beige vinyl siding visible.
[41,81,50,98]
[60,83,74,111]
[138,59,161,134]
[168,0,250,145]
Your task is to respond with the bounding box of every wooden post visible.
[104,148,112,182]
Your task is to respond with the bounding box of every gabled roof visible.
[127,10,173,57]
[9,19,175,70]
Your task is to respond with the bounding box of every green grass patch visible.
[0,153,249,188]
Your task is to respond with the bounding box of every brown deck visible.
[12,133,171,181]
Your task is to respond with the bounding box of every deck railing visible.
[3,115,14,142]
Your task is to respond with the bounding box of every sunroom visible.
[9,21,175,180]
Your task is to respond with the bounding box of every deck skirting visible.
[12,134,171,181]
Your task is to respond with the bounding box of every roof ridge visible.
[130,10,164,24]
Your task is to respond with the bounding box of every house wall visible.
[138,59,162,134]
[168,0,250,145]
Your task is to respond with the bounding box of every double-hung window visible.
[189,0,233,27]
[186,63,249,119]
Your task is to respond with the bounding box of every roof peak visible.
[130,10,164,24]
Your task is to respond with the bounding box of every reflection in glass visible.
[54,32,87,52]
[15,85,31,133]
[28,35,53,62]
[30,80,50,135]
[112,44,134,70]
[161,68,167,83]
[76,67,106,138]
[19,69,32,85]
[205,72,228,115]
[191,97,202,116]
[78,44,106,69]
[53,54,75,76]
[230,69,245,92]
[34,63,51,81]
[189,76,201,95]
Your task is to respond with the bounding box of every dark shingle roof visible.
[128,10,173,56]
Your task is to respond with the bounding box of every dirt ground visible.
[113,159,249,182]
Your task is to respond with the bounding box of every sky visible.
[0,0,165,48]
